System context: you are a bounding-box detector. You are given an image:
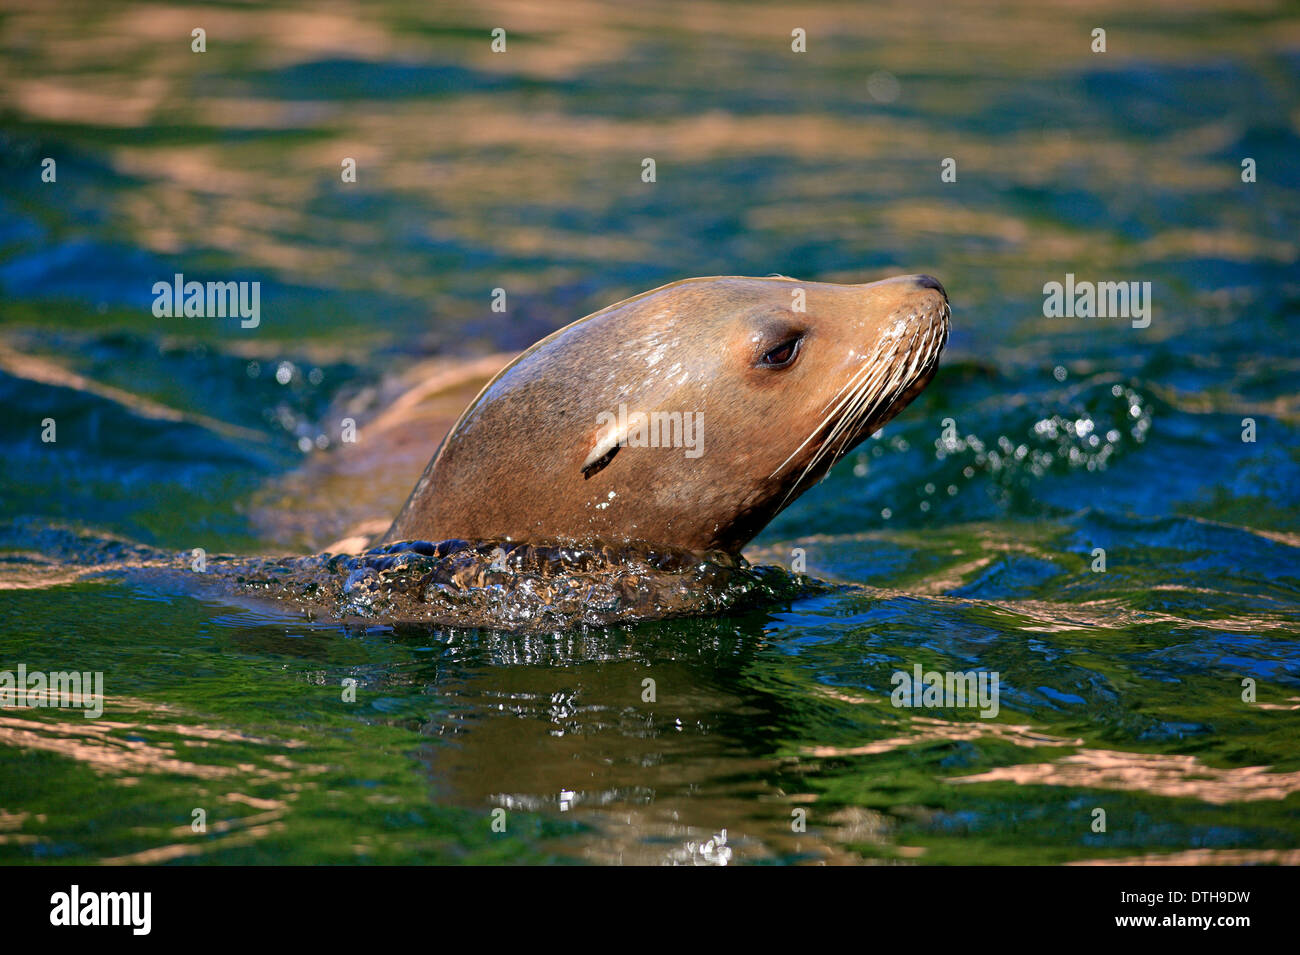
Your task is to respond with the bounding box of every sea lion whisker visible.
[810,356,885,453]
[819,357,877,414]
[772,359,878,483]
[770,357,880,479]
[816,360,882,438]
[778,393,859,501]
[779,348,892,500]
[837,329,923,457]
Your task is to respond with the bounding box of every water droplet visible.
[866,70,900,103]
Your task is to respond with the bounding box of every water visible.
[1,0,1298,864]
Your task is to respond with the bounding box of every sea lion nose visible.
[913,274,948,300]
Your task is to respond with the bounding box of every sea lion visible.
[383,274,950,555]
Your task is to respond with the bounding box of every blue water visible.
[0,0,1297,864]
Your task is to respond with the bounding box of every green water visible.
[0,0,1298,864]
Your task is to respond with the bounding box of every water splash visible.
[0,523,822,632]
[215,539,821,632]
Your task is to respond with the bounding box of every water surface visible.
[1,0,1298,864]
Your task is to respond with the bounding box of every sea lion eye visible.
[759,336,802,368]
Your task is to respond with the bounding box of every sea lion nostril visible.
[914,274,948,299]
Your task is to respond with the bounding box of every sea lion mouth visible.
[772,298,951,498]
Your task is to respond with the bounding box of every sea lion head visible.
[384,274,950,554]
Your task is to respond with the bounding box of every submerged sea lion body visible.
[385,274,950,554]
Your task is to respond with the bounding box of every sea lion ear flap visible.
[580,416,624,479]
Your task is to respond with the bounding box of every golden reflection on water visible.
[5,0,1297,310]
[3,677,1297,864]
[950,748,1300,804]
[1068,848,1300,865]
[0,697,316,862]
[0,706,308,779]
